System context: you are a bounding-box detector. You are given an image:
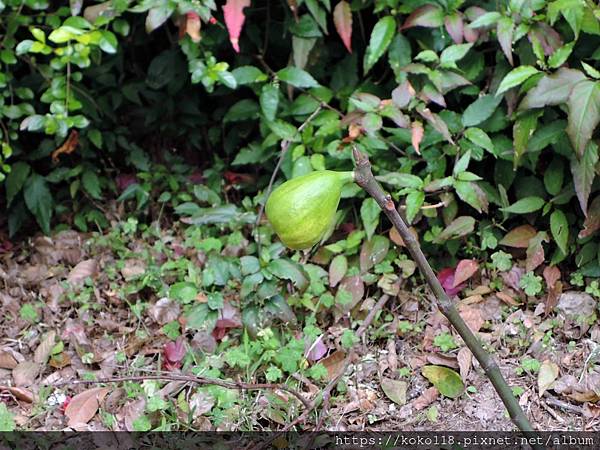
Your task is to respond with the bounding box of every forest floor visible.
[0,224,599,433]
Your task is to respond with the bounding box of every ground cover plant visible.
[1,0,600,433]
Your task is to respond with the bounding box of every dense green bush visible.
[1,0,600,276]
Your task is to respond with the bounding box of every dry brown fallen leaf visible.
[457,347,472,380]
[0,350,18,369]
[0,386,35,403]
[412,386,439,411]
[67,259,98,287]
[65,387,111,426]
[12,361,41,387]
[34,330,57,365]
[321,350,346,380]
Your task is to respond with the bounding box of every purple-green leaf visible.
[519,68,586,110]
[566,80,600,158]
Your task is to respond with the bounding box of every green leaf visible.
[496,66,539,96]
[364,16,396,74]
[566,80,600,157]
[0,403,15,431]
[360,197,380,241]
[375,172,423,189]
[501,196,545,214]
[519,68,586,109]
[548,42,575,69]
[571,142,599,215]
[454,180,488,213]
[405,190,424,224]
[232,66,268,85]
[268,259,309,290]
[169,282,198,302]
[496,17,514,65]
[544,157,564,196]
[23,173,53,235]
[550,209,569,255]
[82,170,101,200]
[422,365,464,398]
[277,67,319,88]
[440,43,473,68]
[513,110,540,168]
[433,216,475,243]
[462,95,503,127]
[469,12,502,28]
[464,128,494,153]
[260,83,279,122]
[6,161,30,206]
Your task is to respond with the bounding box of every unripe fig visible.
[265,170,355,250]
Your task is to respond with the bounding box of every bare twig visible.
[543,392,585,416]
[48,374,311,410]
[352,147,538,437]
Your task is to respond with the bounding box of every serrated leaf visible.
[364,16,396,74]
[566,80,600,157]
[333,1,352,53]
[548,42,575,69]
[496,66,539,96]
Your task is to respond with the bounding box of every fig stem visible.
[352,147,540,440]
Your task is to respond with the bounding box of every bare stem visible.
[352,147,537,436]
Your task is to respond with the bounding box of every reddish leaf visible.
[212,302,242,340]
[580,196,600,238]
[499,225,537,248]
[333,1,352,53]
[329,254,347,287]
[438,267,466,296]
[543,266,561,289]
[116,174,138,192]
[452,259,479,288]
[528,23,563,56]
[65,387,110,426]
[526,232,549,272]
[223,0,251,52]
[496,17,514,65]
[305,335,328,362]
[444,13,463,44]
[463,25,478,43]
[411,121,424,154]
[180,12,201,42]
[402,5,444,29]
[163,337,186,370]
[391,80,416,109]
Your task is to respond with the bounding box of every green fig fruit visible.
[265,170,355,250]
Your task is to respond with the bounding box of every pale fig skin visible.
[265,170,355,250]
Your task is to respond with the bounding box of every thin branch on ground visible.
[352,147,539,438]
[543,392,585,416]
[48,374,312,410]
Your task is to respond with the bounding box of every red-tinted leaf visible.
[580,196,600,238]
[402,5,444,29]
[438,267,465,296]
[411,120,424,154]
[163,337,186,370]
[543,266,561,289]
[223,0,251,52]
[116,174,138,192]
[329,254,347,287]
[444,13,463,44]
[392,80,415,109]
[528,23,562,56]
[360,235,389,273]
[212,302,242,340]
[499,224,537,248]
[526,232,549,272]
[417,106,453,144]
[180,12,201,42]
[305,335,328,362]
[463,25,478,43]
[333,1,352,53]
[65,387,110,426]
[571,143,599,216]
[496,17,514,65]
[452,259,479,288]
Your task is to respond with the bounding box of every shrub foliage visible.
[1,0,600,274]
